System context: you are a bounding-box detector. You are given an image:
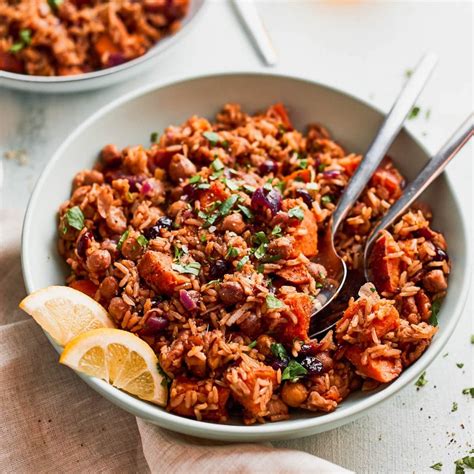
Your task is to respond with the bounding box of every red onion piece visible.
[251,187,282,216]
[179,289,197,311]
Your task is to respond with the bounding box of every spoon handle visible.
[364,113,474,264]
[331,52,438,237]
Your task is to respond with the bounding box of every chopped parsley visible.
[462,387,474,398]
[455,456,474,473]
[429,462,442,471]
[405,69,413,78]
[203,131,222,146]
[415,371,428,387]
[282,360,308,382]
[254,243,267,260]
[196,182,211,190]
[408,106,421,120]
[150,131,159,143]
[65,206,85,231]
[219,195,239,216]
[226,246,239,258]
[10,29,32,53]
[243,184,256,194]
[248,340,257,349]
[298,159,308,170]
[172,261,201,276]
[236,255,249,270]
[48,0,64,10]
[254,231,269,245]
[288,206,304,221]
[211,158,224,171]
[136,235,148,247]
[157,363,171,388]
[271,225,282,236]
[270,343,288,360]
[316,282,324,289]
[456,363,464,369]
[188,175,201,184]
[265,293,284,310]
[451,401,458,412]
[224,178,240,191]
[425,109,431,120]
[199,233,207,243]
[470,335,474,344]
[321,195,332,205]
[117,229,129,251]
[429,299,442,326]
[237,204,253,220]
[317,163,326,172]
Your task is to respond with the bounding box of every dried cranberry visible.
[106,53,126,68]
[104,170,146,191]
[298,341,320,356]
[182,183,198,201]
[251,187,282,216]
[268,356,289,372]
[143,216,173,240]
[259,160,278,175]
[296,189,314,208]
[141,313,169,336]
[208,259,229,280]
[77,231,93,259]
[322,170,342,179]
[299,356,324,375]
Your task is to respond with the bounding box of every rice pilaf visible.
[57,103,449,424]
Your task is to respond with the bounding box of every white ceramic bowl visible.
[21,73,470,441]
[0,0,205,93]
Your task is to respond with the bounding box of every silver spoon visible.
[311,113,473,337]
[311,52,438,316]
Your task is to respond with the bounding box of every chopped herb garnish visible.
[470,335,474,344]
[298,159,308,170]
[219,195,239,216]
[236,255,249,270]
[317,163,326,172]
[20,29,32,44]
[415,371,428,387]
[224,179,239,191]
[257,263,265,273]
[150,132,159,143]
[461,387,474,398]
[238,204,253,220]
[405,69,413,78]
[117,230,129,251]
[211,158,224,171]
[429,299,442,326]
[211,169,224,180]
[316,282,324,289]
[254,231,269,245]
[288,206,304,221]
[189,175,201,184]
[321,195,332,205]
[203,131,221,146]
[199,233,207,243]
[278,124,287,134]
[66,206,85,231]
[455,456,474,473]
[248,340,257,349]
[263,182,273,191]
[408,106,421,120]
[443,352,449,357]
[226,246,239,258]
[196,182,211,190]
[456,363,464,369]
[263,254,282,263]
[137,235,148,247]
[48,0,64,10]
[9,28,32,53]
[172,261,201,276]
[451,401,458,412]
[370,286,376,292]
[271,343,288,360]
[265,293,284,310]
[254,243,267,260]
[157,363,171,388]
[282,360,308,382]
[275,181,286,194]
[429,462,442,471]
[271,225,282,236]
[243,184,256,194]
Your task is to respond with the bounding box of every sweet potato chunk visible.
[338,155,361,176]
[369,231,400,293]
[293,209,318,258]
[283,169,311,184]
[94,34,120,56]
[276,264,311,285]
[199,181,229,209]
[267,103,293,129]
[344,346,402,383]
[168,377,230,422]
[280,293,312,342]
[138,250,189,295]
[370,158,404,199]
[69,279,98,299]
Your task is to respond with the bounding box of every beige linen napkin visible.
[0,209,351,474]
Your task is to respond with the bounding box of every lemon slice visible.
[60,328,167,406]
[19,286,115,346]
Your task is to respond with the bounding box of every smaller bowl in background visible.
[0,0,205,94]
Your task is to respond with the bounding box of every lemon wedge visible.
[19,286,115,346]
[60,328,167,406]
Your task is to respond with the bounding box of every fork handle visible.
[331,52,438,238]
[363,113,474,266]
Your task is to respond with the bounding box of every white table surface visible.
[1,1,472,472]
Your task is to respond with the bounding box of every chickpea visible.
[86,249,111,273]
[99,276,119,300]
[121,236,142,260]
[255,334,275,357]
[101,144,121,166]
[106,207,127,233]
[168,200,189,218]
[168,154,197,183]
[221,213,246,234]
[281,382,308,408]
[108,297,129,321]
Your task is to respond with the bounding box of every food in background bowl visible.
[0,0,189,76]
[54,103,449,424]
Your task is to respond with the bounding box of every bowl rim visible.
[0,0,206,84]
[21,71,472,439]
